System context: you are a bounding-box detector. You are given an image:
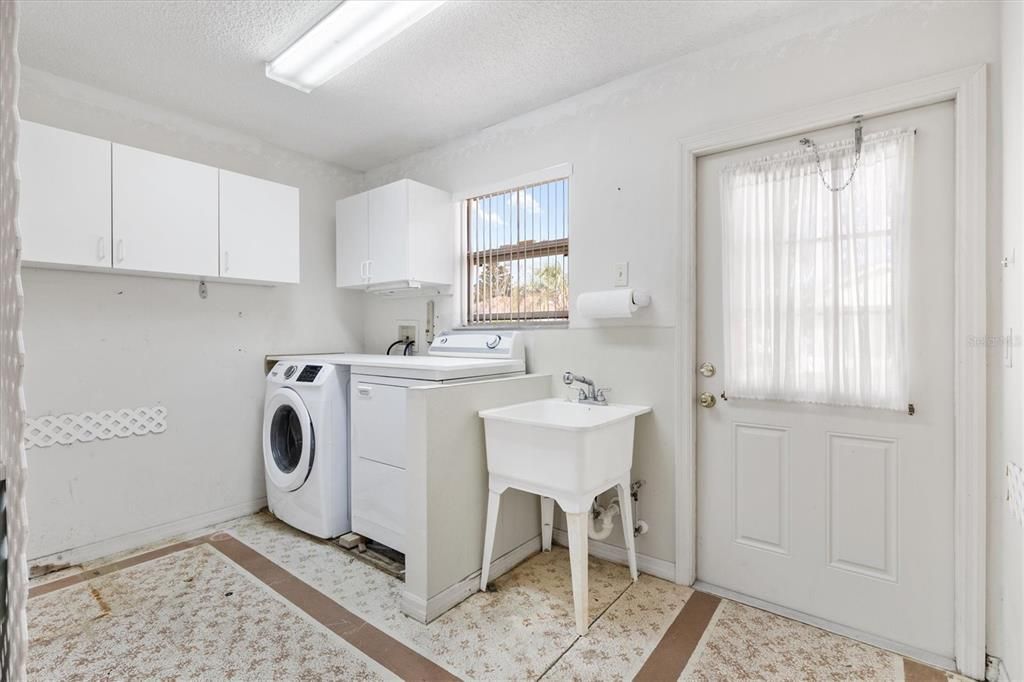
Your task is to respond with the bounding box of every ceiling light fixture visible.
[266,0,446,93]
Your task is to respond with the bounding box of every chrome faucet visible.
[563,371,609,405]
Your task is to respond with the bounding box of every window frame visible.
[455,164,572,329]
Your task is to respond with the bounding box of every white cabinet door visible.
[19,121,112,268]
[350,380,408,552]
[336,192,369,288]
[219,170,299,283]
[367,180,409,284]
[350,381,407,468]
[351,458,406,553]
[112,144,218,277]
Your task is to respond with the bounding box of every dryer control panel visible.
[427,331,523,360]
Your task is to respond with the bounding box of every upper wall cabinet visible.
[112,144,219,278]
[336,179,452,292]
[219,170,300,284]
[19,121,112,268]
[18,121,301,285]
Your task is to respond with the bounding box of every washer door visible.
[263,388,315,492]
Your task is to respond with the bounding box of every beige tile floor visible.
[28,512,964,681]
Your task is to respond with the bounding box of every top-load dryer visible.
[348,332,525,553]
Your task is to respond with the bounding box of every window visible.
[720,129,914,411]
[465,177,569,325]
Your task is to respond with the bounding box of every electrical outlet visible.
[397,322,417,343]
[614,262,629,287]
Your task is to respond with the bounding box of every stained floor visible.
[29,512,964,681]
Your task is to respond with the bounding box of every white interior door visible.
[696,101,955,659]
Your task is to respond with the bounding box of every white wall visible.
[19,69,366,562]
[994,3,1024,679]
[360,0,1014,663]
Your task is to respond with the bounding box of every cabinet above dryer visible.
[336,179,452,294]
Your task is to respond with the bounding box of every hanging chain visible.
[800,116,864,192]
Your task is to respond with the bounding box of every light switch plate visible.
[614,262,629,287]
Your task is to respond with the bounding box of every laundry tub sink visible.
[478,397,651,500]
[478,397,652,636]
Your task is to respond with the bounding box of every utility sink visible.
[478,398,652,500]
[478,397,652,636]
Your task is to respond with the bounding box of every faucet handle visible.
[595,387,612,402]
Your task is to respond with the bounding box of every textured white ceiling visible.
[19,0,827,171]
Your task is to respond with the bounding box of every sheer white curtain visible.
[720,129,914,411]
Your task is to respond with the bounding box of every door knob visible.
[698,392,717,408]
[698,362,716,377]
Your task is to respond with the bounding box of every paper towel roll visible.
[577,288,650,318]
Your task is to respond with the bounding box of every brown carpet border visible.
[29,532,457,681]
[634,589,721,681]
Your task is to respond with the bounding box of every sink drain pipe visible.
[588,497,621,541]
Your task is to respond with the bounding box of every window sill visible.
[456,320,569,331]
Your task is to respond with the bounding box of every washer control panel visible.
[296,365,322,383]
[268,361,331,386]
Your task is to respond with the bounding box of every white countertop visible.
[266,352,526,382]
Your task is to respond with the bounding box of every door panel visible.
[696,101,954,657]
[367,180,409,284]
[733,423,789,555]
[336,192,369,288]
[351,381,407,469]
[351,457,405,552]
[19,121,112,268]
[219,170,299,283]
[112,144,218,276]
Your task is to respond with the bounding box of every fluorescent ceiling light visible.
[266,0,446,93]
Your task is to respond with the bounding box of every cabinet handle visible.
[116,239,125,264]
[97,236,106,262]
[356,384,372,397]
[366,259,373,282]
[223,251,229,273]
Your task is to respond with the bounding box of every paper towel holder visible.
[576,287,652,319]
[631,289,651,307]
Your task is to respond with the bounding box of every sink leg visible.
[540,496,554,551]
[480,489,501,591]
[618,477,638,582]
[565,512,589,636]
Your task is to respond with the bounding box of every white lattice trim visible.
[1009,462,1024,527]
[25,406,167,449]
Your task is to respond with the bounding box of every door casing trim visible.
[675,64,988,678]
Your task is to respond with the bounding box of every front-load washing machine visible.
[263,360,350,538]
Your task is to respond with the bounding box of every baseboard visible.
[401,534,542,623]
[693,580,956,673]
[550,528,676,581]
[30,498,267,569]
